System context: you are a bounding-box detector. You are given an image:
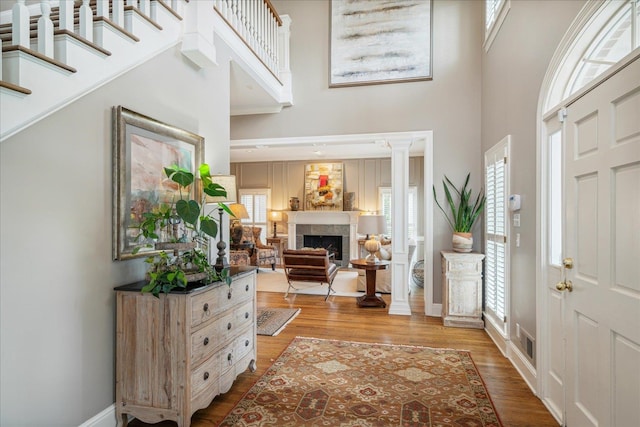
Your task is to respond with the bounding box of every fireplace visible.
[287,211,361,267]
[304,235,343,260]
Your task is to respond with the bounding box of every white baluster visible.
[58,0,74,32]
[79,0,93,42]
[96,0,110,18]
[139,0,150,16]
[113,0,125,27]
[126,0,137,7]
[12,0,30,48]
[149,0,157,22]
[37,1,54,56]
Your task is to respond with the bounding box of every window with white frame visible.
[484,136,510,335]
[378,187,418,241]
[484,0,510,51]
[238,189,271,242]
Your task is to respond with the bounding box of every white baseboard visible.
[426,302,442,317]
[507,341,538,395]
[78,405,115,427]
[484,319,538,396]
[484,318,508,357]
[79,405,132,427]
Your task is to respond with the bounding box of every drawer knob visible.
[227,322,232,330]
[245,312,249,319]
[227,291,232,300]
[203,371,209,381]
[227,353,232,362]
[203,337,209,346]
[245,339,249,347]
[245,284,249,292]
[203,303,209,312]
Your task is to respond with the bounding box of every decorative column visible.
[387,138,412,316]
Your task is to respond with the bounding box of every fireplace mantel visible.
[286,211,361,262]
[287,211,360,225]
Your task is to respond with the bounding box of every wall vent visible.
[519,327,535,361]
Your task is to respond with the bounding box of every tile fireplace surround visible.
[286,211,361,267]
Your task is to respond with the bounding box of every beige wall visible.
[0,47,233,425]
[231,156,425,236]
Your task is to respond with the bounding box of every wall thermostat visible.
[509,194,521,211]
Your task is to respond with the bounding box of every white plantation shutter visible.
[484,137,510,335]
[379,187,417,240]
[238,189,270,242]
[485,0,504,30]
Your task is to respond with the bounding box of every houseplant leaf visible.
[176,199,200,225]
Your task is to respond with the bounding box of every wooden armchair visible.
[282,249,339,300]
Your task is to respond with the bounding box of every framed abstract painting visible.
[330,0,433,87]
[304,163,344,211]
[112,106,204,260]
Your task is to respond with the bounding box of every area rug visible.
[218,337,503,426]
[256,308,301,336]
[256,268,368,297]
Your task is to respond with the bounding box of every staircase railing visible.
[0,0,288,141]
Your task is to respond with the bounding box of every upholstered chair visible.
[229,250,250,266]
[250,226,276,271]
[234,226,276,271]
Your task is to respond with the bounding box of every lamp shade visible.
[357,214,386,236]
[270,211,283,222]
[229,203,249,220]
[206,175,237,203]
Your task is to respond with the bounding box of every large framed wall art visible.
[330,0,432,87]
[304,163,344,211]
[112,106,204,260]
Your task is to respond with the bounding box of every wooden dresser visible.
[114,267,257,427]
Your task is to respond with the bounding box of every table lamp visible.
[207,175,237,271]
[357,214,387,263]
[270,210,283,237]
[229,203,249,244]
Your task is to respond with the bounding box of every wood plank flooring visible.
[130,284,559,427]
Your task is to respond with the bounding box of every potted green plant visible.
[433,173,486,252]
[134,163,234,296]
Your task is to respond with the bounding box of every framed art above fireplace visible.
[304,163,343,211]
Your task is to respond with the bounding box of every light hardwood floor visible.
[130,281,559,427]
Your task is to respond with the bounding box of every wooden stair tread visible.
[1,45,77,73]
[0,80,32,95]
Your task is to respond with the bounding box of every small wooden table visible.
[350,259,389,308]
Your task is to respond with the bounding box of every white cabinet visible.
[114,268,257,427]
[441,251,485,329]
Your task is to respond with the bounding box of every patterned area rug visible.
[256,308,301,336]
[219,337,503,426]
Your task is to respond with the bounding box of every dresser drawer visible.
[190,300,253,366]
[190,276,255,328]
[191,351,221,399]
[235,327,255,361]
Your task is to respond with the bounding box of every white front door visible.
[557,56,640,426]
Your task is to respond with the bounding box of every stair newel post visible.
[58,0,74,32]
[95,0,110,19]
[37,1,54,57]
[79,0,94,42]
[12,0,30,48]
[112,0,125,27]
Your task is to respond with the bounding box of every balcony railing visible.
[213,0,282,80]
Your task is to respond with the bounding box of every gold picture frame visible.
[112,106,204,260]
